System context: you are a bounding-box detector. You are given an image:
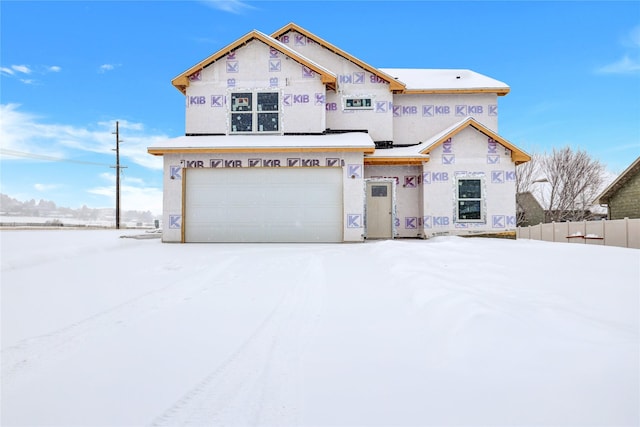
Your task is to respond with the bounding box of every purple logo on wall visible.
[283,94,292,107]
[375,102,389,113]
[315,93,325,105]
[405,217,417,229]
[269,60,281,72]
[489,105,498,116]
[442,154,455,165]
[302,66,315,78]
[492,171,504,183]
[211,95,224,107]
[492,215,505,228]
[188,70,201,82]
[169,215,181,229]
[227,79,236,87]
[348,164,362,178]
[295,34,306,45]
[404,176,417,188]
[169,166,182,180]
[226,61,239,73]
[270,78,279,87]
[423,216,432,228]
[487,155,500,164]
[347,214,362,228]
[423,105,434,117]
[442,138,452,153]
[354,72,365,84]
[269,47,279,58]
[488,138,497,153]
[505,171,516,182]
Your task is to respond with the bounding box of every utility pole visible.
[111,121,127,229]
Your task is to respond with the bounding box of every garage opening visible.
[184,167,343,242]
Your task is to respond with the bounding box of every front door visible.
[366,181,393,239]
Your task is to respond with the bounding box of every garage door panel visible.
[185,168,343,242]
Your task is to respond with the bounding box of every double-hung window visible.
[457,178,483,221]
[230,91,280,133]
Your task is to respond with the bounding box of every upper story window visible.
[344,96,373,110]
[457,178,484,222]
[230,91,280,133]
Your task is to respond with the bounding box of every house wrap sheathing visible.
[148,23,531,243]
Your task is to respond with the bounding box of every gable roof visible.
[171,29,337,94]
[380,68,510,96]
[271,23,406,93]
[597,156,640,204]
[419,117,530,164]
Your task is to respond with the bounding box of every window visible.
[344,97,373,110]
[457,179,483,221]
[230,91,280,133]
[371,185,388,197]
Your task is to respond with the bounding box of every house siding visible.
[391,93,499,144]
[608,170,640,219]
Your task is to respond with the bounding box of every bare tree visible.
[539,147,605,222]
[515,152,540,194]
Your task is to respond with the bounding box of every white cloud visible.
[596,26,640,75]
[47,66,62,73]
[198,0,255,14]
[34,183,59,192]
[597,55,640,74]
[89,173,163,213]
[99,64,117,73]
[1,67,15,76]
[12,65,32,74]
[0,104,163,171]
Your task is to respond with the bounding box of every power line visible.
[0,148,112,167]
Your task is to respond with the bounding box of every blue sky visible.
[1,0,639,214]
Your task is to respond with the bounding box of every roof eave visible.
[403,87,510,96]
[148,146,375,156]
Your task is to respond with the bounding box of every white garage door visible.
[184,167,343,242]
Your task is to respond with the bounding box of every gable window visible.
[230,91,280,133]
[457,178,484,221]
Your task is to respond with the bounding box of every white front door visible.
[366,181,393,239]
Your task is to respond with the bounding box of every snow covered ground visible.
[1,229,638,426]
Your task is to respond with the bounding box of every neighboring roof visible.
[171,30,337,94]
[597,156,640,204]
[271,23,406,93]
[419,117,530,164]
[380,68,510,96]
[148,133,376,155]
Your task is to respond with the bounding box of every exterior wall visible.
[277,31,394,142]
[608,170,640,219]
[391,93,499,144]
[184,40,326,135]
[160,151,366,242]
[421,127,517,237]
[365,165,423,238]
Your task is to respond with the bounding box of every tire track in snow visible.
[149,254,327,427]
[1,258,236,390]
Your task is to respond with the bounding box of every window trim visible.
[229,90,281,134]
[456,177,485,223]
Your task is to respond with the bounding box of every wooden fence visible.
[516,218,640,249]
